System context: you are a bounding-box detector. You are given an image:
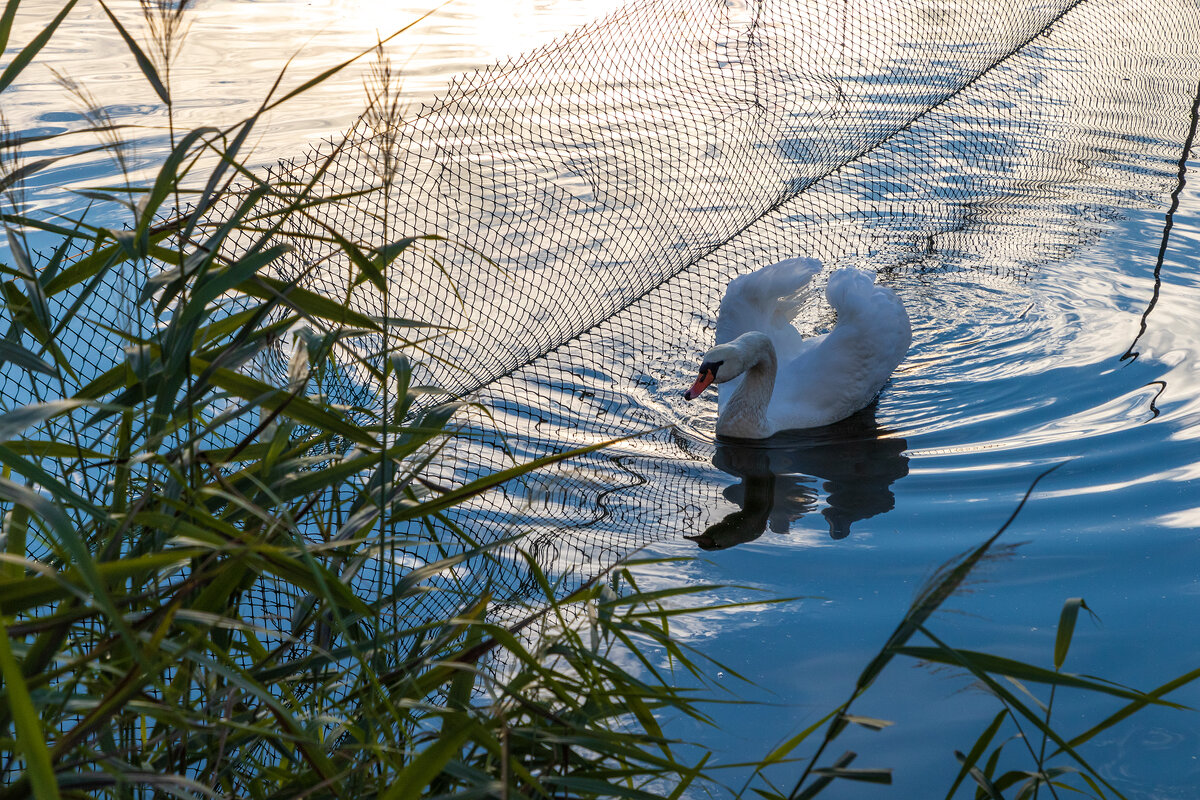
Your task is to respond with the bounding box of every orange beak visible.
[683,368,715,401]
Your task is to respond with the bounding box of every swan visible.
[682,258,911,438]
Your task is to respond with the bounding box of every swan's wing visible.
[770,269,910,428]
[823,266,878,317]
[823,267,912,366]
[715,257,821,351]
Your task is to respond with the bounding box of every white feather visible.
[688,260,911,438]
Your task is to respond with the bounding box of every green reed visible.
[761,467,1200,800]
[1,1,1198,798]
[0,2,747,796]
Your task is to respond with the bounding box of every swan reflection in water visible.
[688,405,908,549]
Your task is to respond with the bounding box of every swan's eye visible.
[698,359,723,378]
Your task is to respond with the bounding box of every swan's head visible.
[682,333,772,400]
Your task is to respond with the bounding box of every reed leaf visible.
[0,612,60,800]
[809,766,891,785]
[895,646,1183,706]
[917,626,1129,800]
[97,0,169,105]
[1054,596,1089,670]
[0,398,89,441]
[0,0,78,93]
[945,711,1009,800]
[43,229,174,295]
[135,126,220,242]
[1058,663,1200,754]
[792,751,857,800]
[0,0,19,54]
[198,361,377,446]
[0,338,54,375]
[259,3,451,114]
[957,751,1005,800]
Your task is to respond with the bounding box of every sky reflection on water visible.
[5,0,1200,797]
[3,0,625,217]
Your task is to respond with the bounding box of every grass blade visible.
[0,612,60,799]
[1054,597,1088,670]
[97,0,169,105]
[0,0,78,93]
[945,711,1009,800]
[0,0,19,54]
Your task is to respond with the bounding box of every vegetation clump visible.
[0,2,1196,798]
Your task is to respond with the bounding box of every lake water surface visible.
[6,0,1200,797]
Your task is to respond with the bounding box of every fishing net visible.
[6,0,1200,634]
[246,0,1198,624]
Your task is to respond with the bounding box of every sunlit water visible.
[3,0,627,218]
[6,1,1200,797]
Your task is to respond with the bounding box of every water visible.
[6,0,1200,797]
[662,189,1200,795]
[3,0,627,219]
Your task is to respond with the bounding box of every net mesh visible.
[5,0,1200,634]
[254,0,1198,624]
[267,0,1094,402]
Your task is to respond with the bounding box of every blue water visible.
[6,1,1200,797]
[638,181,1200,795]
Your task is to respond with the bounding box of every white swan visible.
[683,258,911,438]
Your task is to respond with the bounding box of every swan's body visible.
[684,258,911,438]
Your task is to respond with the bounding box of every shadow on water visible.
[688,405,909,549]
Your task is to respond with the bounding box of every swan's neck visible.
[716,340,776,439]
